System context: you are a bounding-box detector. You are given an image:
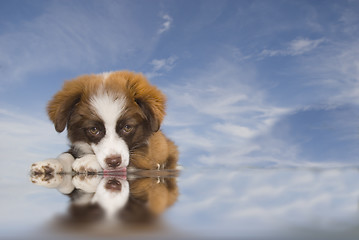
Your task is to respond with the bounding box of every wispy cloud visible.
[0,1,160,83]
[260,38,325,57]
[170,168,359,236]
[213,123,260,139]
[281,37,359,107]
[163,58,291,166]
[151,56,177,72]
[158,14,173,34]
[0,108,67,175]
[146,55,177,79]
[163,47,359,167]
[315,41,359,105]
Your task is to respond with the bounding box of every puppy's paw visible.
[72,174,102,193]
[73,154,102,174]
[30,159,64,175]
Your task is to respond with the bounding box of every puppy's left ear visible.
[126,72,166,132]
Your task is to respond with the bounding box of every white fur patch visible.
[100,71,112,82]
[57,153,75,173]
[90,90,129,170]
[73,141,93,155]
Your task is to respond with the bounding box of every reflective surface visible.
[2,165,359,239]
[29,169,179,238]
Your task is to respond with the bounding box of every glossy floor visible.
[1,165,359,240]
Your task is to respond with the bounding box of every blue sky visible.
[1,2,359,237]
[0,0,359,170]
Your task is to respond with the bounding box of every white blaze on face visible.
[89,89,129,169]
[101,72,112,81]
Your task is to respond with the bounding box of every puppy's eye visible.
[122,125,133,133]
[88,127,101,136]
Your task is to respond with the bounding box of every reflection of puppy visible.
[120,177,179,224]
[30,173,130,221]
[31,71,178,173]
[30,173,178,226]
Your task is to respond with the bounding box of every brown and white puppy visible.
[32,71,178,174]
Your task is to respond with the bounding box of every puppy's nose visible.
[105,178,122,191]
[105,155,122,168]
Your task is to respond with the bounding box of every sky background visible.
[1,1,359,238]
[0,0,359,171]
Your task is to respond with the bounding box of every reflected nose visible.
[105,155,122,168]
[105,178,122,191]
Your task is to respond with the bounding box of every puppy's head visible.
[47,71,166,170]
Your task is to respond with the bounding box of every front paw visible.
[73,155,103,174]
[30,159,64,175]
[72,174,102,193]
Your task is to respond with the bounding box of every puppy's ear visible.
[126,72,166,132]
[47,78,85,132]
[135,98,163,132]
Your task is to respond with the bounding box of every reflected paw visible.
[73,154,102,174]
[72,174,102,193]
[30,170,64,188]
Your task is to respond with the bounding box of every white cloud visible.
[146,55,177,79]
[260,38,325,57]
[151,56,177,72]
[158,14,173,34]
[213,123,256,139]
[288,38,325,55]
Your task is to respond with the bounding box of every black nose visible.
[105,155,122,168]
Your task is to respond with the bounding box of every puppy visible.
[32,71,178,174]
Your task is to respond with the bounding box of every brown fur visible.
[125,177,179,219]
[47,71,178,170]
[129,131,179,169]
